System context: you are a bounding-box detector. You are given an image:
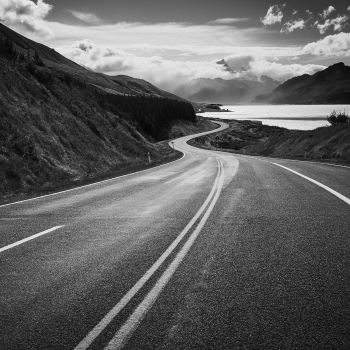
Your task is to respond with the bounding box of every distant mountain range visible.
[254,62,350,104]
[174,60,280,103]
[0,23,183,101]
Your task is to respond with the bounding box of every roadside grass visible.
[0,147,183,206]
[190,118,350,166]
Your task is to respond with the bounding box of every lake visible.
[197,105,350,130]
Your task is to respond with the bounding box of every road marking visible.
[273,163,350,206]
[105,159,224,350]
[0,122,227,209]
[74,159,223,350]
[236,153,350,169]
[0,155,186,209]
[0,226,64,253]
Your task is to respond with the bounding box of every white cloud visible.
[68,10,102,24]
[224,54,254,70]
[302,32,350,56]
[57,40,234,91]
[223,53,324,80]
[317,15,348,34]
[247,60,325,80]
[261,4,284,25]
[0,0,53,36]
[72,39,96,51]
[57,38,326,91]
[287,56,300,61]
[207,18,249,25]
[281,19,305,33]
[306,10,313,16]
[321,6,335,19]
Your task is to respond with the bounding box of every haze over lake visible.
[198,105,350,130]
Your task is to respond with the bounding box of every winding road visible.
[1,121,350,349]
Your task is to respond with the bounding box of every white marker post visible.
[148,152,151,163]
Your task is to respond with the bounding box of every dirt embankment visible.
[189,118,350,164]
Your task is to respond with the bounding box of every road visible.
[1,121,350,350]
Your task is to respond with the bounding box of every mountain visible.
[0,23,183,101]
[253,62,350,104]
[174,75,280,103]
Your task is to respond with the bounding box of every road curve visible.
[1,121,350,350]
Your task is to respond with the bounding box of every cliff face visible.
[254,63,350,104]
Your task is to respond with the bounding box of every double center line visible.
[75,157,225,350]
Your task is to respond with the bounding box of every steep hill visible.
[175,76,280,103]
[0,23,183,100]
[254,63,350,104]
[0,26,215,199]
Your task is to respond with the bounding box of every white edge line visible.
[0,121,227,209]
[0,226,64,253]
[272,163,350,206]
[74,159,222,350]
[105,159,224,350]
[0,154,185,209]
[235,153,350,169]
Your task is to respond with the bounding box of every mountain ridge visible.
[0,23,184,101]
[253,62,350,104]
[174,75,280,103]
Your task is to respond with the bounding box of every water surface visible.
[198,105,350,130]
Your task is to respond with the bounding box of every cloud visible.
[302,32,350,56]
[68,10,103,24]
[0,0,53,36]
[57,40,233,91]
[306,10,313,16]
[224,54,254,70]
[281,19,305,33]
[261,4,285,25]
[316,15,348,34]
[247,60,325,81]
[321,6,335,19]
[207,18,249,25]
[72,39,96,51]
[57,39,326,91]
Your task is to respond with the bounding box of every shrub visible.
[327,110,350,125]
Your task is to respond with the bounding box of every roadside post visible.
[171,141,175,153]
[148,152,151,163]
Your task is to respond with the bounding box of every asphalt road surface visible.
[1,121,350,350]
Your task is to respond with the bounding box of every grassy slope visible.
[0,56,216,200]
[249,123,350,162]
[190,118,350,164]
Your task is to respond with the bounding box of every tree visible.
[327,110,350,125]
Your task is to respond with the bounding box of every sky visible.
[1,0,350,91]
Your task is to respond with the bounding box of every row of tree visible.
[1,34,197,140]
[99,94,196,139]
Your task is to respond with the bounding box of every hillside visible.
[190,118,350,164]
[0,26,216,199]
[0,23,183,101]
[254,62,350,104]
[175,75,280,103]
